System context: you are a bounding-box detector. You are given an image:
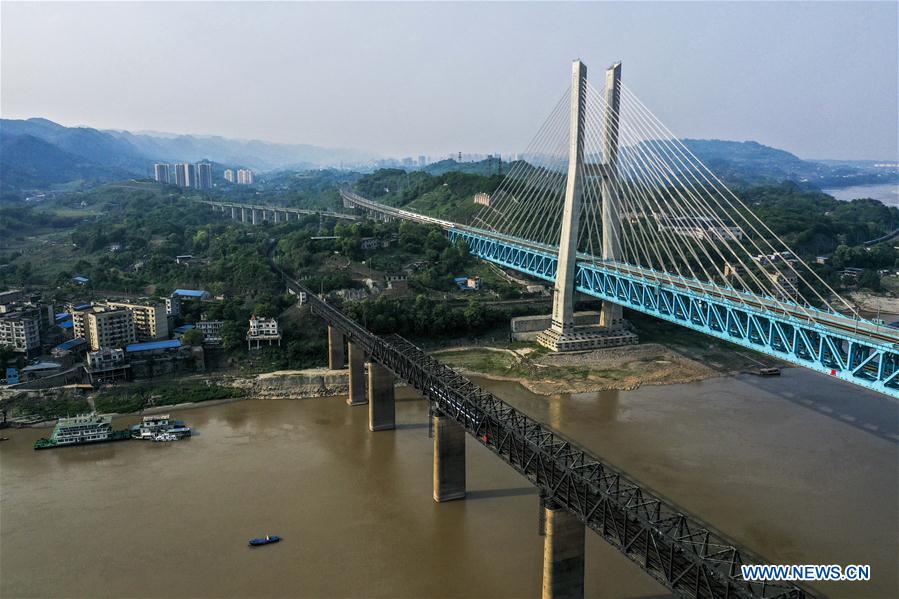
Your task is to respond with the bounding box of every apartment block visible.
[72,306,136,351]
[0,309,41,355]
[106,301,169,341]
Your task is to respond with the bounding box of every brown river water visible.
[2,368,897,598]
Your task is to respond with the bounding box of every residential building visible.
[0,310,41,355]
[473,192,492,207]
[247,316,281,349]
[86,348,125,371]
[196,317,225,344]
[768,270,800,300]
[85,347,130,384]
[196,162,213,190]
[165,297,181,317]
[154,163,170,183]
[175,162,197,188]
[0,289,26,305]
[72,306,136,351]
[106,301,169,341]
[224,169,235,183]
[237,169,254,185]
[175,163,188,187]
[657,216,743,242]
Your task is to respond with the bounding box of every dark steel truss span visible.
[282,271,808,599]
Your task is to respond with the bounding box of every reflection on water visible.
[2,369,897,598]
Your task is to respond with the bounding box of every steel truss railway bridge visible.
[273,265,809,599]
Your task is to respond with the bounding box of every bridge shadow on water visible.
[739,369,899,445]
[465,486,537,500]
[394,422,428,431]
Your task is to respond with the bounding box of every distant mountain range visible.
[0,117,375,192]
[0,117,895,195]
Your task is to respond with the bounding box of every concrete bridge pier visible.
[241,207,247,222]
[251,209,259,225]
[432,413,466,502]
[367,361,395,431]
[327,325,345,370]
[541,502,585,599]
[231,206,237,220]
[273,211,280,223]
[347,341,367,406]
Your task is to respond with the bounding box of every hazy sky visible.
[2,1,897,160]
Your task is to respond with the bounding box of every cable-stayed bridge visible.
[203,59,899,399]
[338,60,899,400]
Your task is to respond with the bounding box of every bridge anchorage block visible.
[534,313,638,352]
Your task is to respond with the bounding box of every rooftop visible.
[125,339,182,353]
[22,361,63,372]
[55,338,86,351]
[172,289,208,298]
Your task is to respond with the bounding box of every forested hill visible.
[354,168,504,223]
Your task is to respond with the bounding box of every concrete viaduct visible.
[203,200,358,224]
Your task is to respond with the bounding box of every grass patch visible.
[94,381,246,414]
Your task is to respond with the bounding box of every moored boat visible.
[132,414,191,440]
[34,413,131,450]
[248,535,281,546]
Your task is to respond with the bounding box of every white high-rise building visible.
[154,163,170,183]
[237,169,254,185]
[224,169,235,183]
[196,162,213,190]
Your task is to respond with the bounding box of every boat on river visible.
[34,413,131,450]
[131,414,191,440]
[248,535,281,547]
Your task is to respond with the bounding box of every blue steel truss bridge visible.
[334,59,899,401]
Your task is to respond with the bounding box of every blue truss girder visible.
[449,228,899,399]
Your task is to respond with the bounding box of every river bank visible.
[433,341,771,395]
[0,368,353,426]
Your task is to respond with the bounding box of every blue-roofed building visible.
[55,338,86,351]
[72,275,90,285]
[51,337,87,359]
[59,319,73,329]
[171,289,211,300]
[126,339,182,353]
[173,324,195,335]
[55,312,70,322]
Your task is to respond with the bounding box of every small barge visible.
[249,535,281,547]
[131,414,191,440]
[34,413,131,450]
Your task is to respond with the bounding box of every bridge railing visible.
[273,260,808,599]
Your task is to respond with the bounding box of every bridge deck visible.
[341,190,899,399]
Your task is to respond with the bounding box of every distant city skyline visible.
[2,2,896,161]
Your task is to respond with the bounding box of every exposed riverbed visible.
[2,369,897,598]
